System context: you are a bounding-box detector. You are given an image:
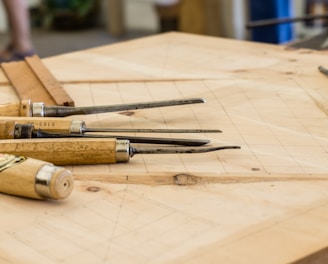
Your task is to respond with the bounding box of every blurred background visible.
[0,0,327,58]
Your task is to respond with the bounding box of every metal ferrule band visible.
[115,140,131,162]
[32,102,45,117]
[35,164,56,198]
[70,120,86,134]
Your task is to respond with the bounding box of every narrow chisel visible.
[0,98,205,117]
[0,118,223,146]
[0,121,211,146]
[0,138,241,165]
[0,117,222,134]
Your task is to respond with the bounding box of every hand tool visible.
[0,98,205,117]
[0,116,221,134]
[0,138,241,165]
[0,121,212,146]
[34,130,211,146]
[0,153,73,200]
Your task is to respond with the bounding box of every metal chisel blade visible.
[130,145,241,156]
[85,128,222,133]
[43,98,205,117]
[34,130,210,146]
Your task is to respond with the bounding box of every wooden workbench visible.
[1,32,328,263]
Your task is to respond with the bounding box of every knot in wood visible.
[174,174,198,186]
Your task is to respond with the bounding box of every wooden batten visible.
[1,55,74,106]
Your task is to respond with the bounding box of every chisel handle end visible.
[35,164,74,200]
[0,155,74,200]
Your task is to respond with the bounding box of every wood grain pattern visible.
[0,102,20,117]
[0,120,15,139]
[0,138,121,165]
[0,116,78,133]
[0,32,328,263]
[24,56,74,106]
[1,55,74,106]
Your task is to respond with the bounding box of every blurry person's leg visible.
[1,0,34,62]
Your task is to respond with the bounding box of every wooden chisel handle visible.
[0,138,130,165]
[0,120,17,139]
[0,120,34,139]
[0,154,74,199]
[0,116,82,134]
[0,100,32,116]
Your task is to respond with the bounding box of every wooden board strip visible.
[1,60,56,105]
[73,172,328,186]
[24,55,74,106]
[1,55,74,106]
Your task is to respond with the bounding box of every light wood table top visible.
[1,32,328,263]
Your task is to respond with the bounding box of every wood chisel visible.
[0,117,223,146]
[0,153,73,200]
[0,120,212,146]
[0,138,241,165]
[0,116,222,134]
[0,98,205,117]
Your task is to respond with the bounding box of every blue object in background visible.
[249,0,294,44]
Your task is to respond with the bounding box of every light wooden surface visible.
[1,32,328,263]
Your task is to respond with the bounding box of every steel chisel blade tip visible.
[172,98,205,105]
[131,145,241,156]
[194,98,205,103]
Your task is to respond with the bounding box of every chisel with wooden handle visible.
[0,120,212,146]
[0,117,222,134]
[0,98,205,117]
[0,138,240,166]
[0,154,73,200]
